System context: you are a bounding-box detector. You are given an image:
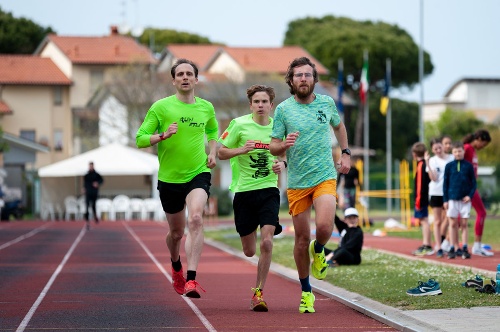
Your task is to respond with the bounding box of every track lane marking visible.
[0,222,53,251]
[123,222,216,332]
[16,226,87,332]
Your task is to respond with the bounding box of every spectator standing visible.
[443,141,476,259]
[425,138,453,257]
[411,142,432,256]
[463,129,493,257]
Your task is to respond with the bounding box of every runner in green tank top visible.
[136,59,218,298]
[270,57,351,313]
[218,85,285,312]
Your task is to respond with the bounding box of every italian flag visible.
[360,51,369,105]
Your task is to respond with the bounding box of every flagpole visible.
[418,0,424,141]
[362,50,369,196]
[386,58,392,215]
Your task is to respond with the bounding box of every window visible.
[54,86,62,106]
[54,129,63,151]
[20,130,35,142]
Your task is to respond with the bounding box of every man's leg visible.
[312,194,336,248]
[292,209,312,280]
[84,195,90,221]
[256,225,275,289]
[184,188,208,272]
[166,209,187,295]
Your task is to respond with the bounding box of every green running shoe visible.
[309,240,328,280]
[299,291,315,313]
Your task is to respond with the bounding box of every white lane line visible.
[0,223,53,251]
[123,222,216,332]
[16,226,87,332]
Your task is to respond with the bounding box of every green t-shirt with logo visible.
[271,94,341,189]
[136,95,218,183]
[219,114,277,193]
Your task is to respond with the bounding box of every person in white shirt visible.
[425,138,453,257]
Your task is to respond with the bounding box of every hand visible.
[283,132,299,150]
[206,153,216,169]
[443,202,448,210]
[242,140,256,153]
[336,153,351,174]
[272,159,285,174]
[462,196,470,203]
[424,151,430,161]
[164,122,178,139]
[92,181,99,188]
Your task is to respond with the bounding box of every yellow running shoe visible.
[250,288,268,312]
[299,291,315,313]
[309,240,328,280]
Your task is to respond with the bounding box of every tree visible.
[0,6,55,54]
[284,15,433,88]
[137,28,222,54]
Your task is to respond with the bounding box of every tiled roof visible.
[166,44,222,70]
[45,34,157,65]
[223,46,329,75]
[0,55,72,85]
[0,100,13,114]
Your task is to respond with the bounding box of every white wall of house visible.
[99,95,129,146]
[208,53,244,82]
[40,43,73,78]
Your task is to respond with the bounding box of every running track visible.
[0,221,396,331]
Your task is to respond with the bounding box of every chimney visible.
[110,25,119,35]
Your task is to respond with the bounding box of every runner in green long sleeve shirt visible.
[136,59,218,299]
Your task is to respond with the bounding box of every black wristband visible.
[283,160,287,168]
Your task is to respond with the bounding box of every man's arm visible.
[333,122,351,173]
[269,132,299,156]
[207,139,217,169]
[218,141,255,160]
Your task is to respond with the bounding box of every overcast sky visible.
[2,0,499,102]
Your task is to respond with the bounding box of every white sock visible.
[473,242,481,250]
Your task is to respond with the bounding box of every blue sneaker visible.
[406,279,443,296]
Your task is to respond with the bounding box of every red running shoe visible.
[184,280,205,298]
[250,288,268,312]
[172,268,186,295]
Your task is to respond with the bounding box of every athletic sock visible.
[186,270,196,282]
[463,244,468,250]
[300,276,312,292]
[171,257,182,272]
[314,240,324,253]
[441,235,446,243]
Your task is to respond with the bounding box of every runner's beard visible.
[294,84,314,99]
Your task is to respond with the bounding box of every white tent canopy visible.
[38,143,159,214]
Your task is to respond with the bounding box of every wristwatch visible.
[159,132,166,140]
[341,148,351,156]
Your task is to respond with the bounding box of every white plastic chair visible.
[41,203,55,221]
[129,198,145,220]
[64,196,79,221]
[111,195,131,221]
[96,198,113,221]
[142,198,160,221]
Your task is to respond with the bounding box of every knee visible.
[243,247,256,257]
[295,234,310,251]
[188,212,203,230]
[260,237,273,254]
[167,229,183,242]
[315,224,332,237]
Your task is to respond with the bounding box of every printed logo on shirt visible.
[180,116,205,128]
[250,151,270,179]
[254,141,269,149]
[317,109,327,124]
[221,131,229,139]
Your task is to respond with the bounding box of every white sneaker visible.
[441,239,451,253]
[471,247,494,257]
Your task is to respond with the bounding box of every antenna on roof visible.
[118,0,130,35]
[131,0,144,38]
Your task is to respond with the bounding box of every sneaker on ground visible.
[184,280,206,298]
[447,249,456,259]
[299,291,315,313]
[462,248,471,259]
[309,240,328,280]
[406,279,443,296]
[472,246,494,257]
[250,288,268,312]
[436,249,444,258]
[413,245,434,256]
[441,239,451,252]
[462,275,484,288]
[172,268,186,295]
